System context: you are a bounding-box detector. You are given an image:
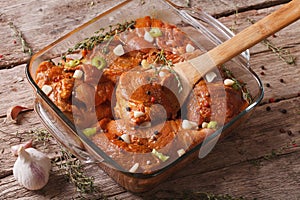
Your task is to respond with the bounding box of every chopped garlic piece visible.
[129,163,139,173]
[73,70,83,79]
[151,149,169,162]
[113,44,125,56]
[146,160,151,165]
[224,78,235,86]
[41,85,52,95]
[144,31,154,43]
[177,148,186,157]
[108,16,114,22]
[120,134,131,144]
[134,111,145,118]
[205,71,217,83]
[182,119,198,130]
[186,43,195,53]
[201,122,208,128]
[141,59,150,69]
[159,71,166,78]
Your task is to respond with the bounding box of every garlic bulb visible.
[13,146,51,190]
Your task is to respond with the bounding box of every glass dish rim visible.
[25,0,264,178]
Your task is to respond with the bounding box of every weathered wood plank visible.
[218,5,300,53]
[0,0,299,199]
[1,53,298,116]
[141,151,300,200]
[0,96,299,199]
[0,64,34,117]
[171,97,300,176]
[0,0,292,68]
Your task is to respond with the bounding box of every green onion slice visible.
[149,27,162,37]
[207,121,218,129]
[82,127,97,137]
[151,149,169,162]
[91,56,107,70]
[65,59,80,68]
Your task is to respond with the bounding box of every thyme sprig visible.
[261,39,296,65]
[247,18,296,65]
[54,149,96,194]
[151,190,248,200]
[152,49,183,93]
[8,22,33,56]
[63,20,135,60]
[222,66,252,104]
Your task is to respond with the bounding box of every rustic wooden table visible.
[0,0,299,199]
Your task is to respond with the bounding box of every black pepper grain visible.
[260,71,265,75]
[279,109,287,114]
[126,107,131,112]
[287,130,293,136]
[146,90,151,95]
[266,83,271,87]
[279,128,286,133]
[117,136,123,141]
[154,130,159,135]
[280,78,284,83]
[261,66,265,70]
[266,106,271,111]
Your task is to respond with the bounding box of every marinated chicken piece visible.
[92,118,215,172]
[185,79,248,125]
[114,69,180,127]
[36,61,74,112]
[103,51,144,83]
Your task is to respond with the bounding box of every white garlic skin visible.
[13,147,51,190]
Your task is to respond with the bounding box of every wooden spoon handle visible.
[183,0,300,85]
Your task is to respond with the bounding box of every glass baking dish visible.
[26,0,264,192]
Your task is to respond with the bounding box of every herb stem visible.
[247,18,296,65]
[8,22,33,56]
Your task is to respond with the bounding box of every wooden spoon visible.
[174,0,300,102]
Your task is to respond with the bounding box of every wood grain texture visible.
[0,0,299,199]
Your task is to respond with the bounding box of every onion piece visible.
[205,71,217,83]
[129,163,139,173]
[186,44,195,53]
[73,70,83,79]
[113,44,125,56]
[144,31,154,43]
[41,85,52,95]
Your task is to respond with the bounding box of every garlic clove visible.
[13,146,51,190]
[11,139,33,156]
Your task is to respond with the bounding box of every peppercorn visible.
[279,109,287,114]
[146,90,151,95]
[266,83,270,87]
[279,128,286,133]
[154,130,159,135]
[117,136,123,141]
[287,130,293,136]
[266,106,271,111]
[280,79,284,83]
[126,107,131,112]
[261,66,265,70]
